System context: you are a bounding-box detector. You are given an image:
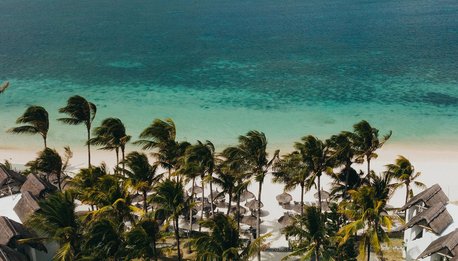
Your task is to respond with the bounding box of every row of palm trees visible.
[7,95,426,260]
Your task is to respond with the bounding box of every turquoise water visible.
[0,0,457,151]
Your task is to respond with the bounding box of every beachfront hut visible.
[0,245,28,261]
[418,228,458,260]
[0,216,35,246]
[13,191,41,223]
[245,199,263,210]
[20,174,55,198]
[403,202,453,235]
[276,192,292,205]
[401,184,448,212]
[278,212,295,227]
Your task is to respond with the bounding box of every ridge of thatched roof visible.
[0,245,28,261]
[401,184,448,211]
[20,174,55,198]
[0,216,34,246]
[403,203,453,235]
[0,167,26,187]
[418,228,458,259]
[13,192,41,223]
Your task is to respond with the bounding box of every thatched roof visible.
[418,228,458,259]
[0,245,28,261]
[13,191,41,223]
[276,192,292,204]
[20,174,55,198]
[245,199,263,210]
[0,216,34,246]
[403,203,453,235]
[0,167,26,189]
[278,212,295,227]
[401,184,448,211]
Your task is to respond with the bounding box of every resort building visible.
[402,184,458,261]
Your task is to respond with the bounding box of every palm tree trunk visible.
[57,172,62,191]
[315,243,320,261]
[121,146,126,173]
[199,176,204,232]
[174,216,182,261]
[226,187,233,216]
[317,174,322,212]
[367,241,371,261]
[405,182,410,205]
[87,125,91,168]
[209,173,214,216]
[143,190,148,213]
[237,194,241,231]
[152,237,158,261]
[300,182,304,215]
[257,179,263,261]
[189,178,195,252]
[115,148,119,166]
[367,155,371,176]
[43,136,47,149]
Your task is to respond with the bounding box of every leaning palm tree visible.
[273,151,310,215]
[282,206,331,261]
[121,151,161,212]
[135,118,188,177]
[386,155,426,205]
[352,120,391,176]
[26,191,81,261]
[58,95,96,168]
[294,135,332,212]
[152,179,187,261]
[224,130,279,261]
[193,213,270,261]
[90,118,131,167]
[9,105,49,148]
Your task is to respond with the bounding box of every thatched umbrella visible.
[210,190,224,201]
[245,199,263,210]
[215,201,229,208]
[241,215,257,227]
[276,192,293,204]
[188,186,203,195]
[235,190,255,202]
[229,205,247,215]
[314,189,330,201]
[278,212,295,227]
[291,204,303,213]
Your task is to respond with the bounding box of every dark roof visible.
[0,245,28,261]
[20,174,55,198]
[0,216,34,246]
[0,167,26,188]
[418,229,458,259]
[13,192,41,223]
[404,203,453,235]
[401,184,449,211]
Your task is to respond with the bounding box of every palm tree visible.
[193,213,269,261]
[282,206,331,261]
[224,130,279,261]
[386,155,426,205]
[339,181,397,261]
[26,147,72,191]
[90,118,130,167]
[294,135,332,212]
[9,105,49,148]
[82,218,123,260]
[213,160,237,216]
[26,191,81,261]
[124,215,161,260]
[58,95,97,168]
[121,151,161,212]
[152,179,187,261]
[273,151,310,215]
[135,118,190,177]
[352,120,391,176]
[69,164,108,209]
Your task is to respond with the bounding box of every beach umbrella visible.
[215,201,229,208]
[229,205,247,215]
[245,199,263,210]
[314,189,330,200]
[241,215,257,227]
[278,212,295,227]
[234,190,256,202]
[188,186,203,195]
[291,204,303,213]
[276,192,293,204]
[210,190,224,201]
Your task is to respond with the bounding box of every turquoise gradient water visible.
[0,0,457,152]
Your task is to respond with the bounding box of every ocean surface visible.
[0,0,457,152]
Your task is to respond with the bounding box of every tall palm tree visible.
[69,164,108,209]
[352,120,391,176]
[26,191,81,261]
[82,218,123,260]
[273,151,310,215]
[121,151,161,212]
[152,179,187,261]
[90,118,130,167]
[58,95,97,168]
[213,160,237,216]
[294,135,332,212]
[9,105,49,148]
[135,118,190,177]
[386,155,426,205]
[282,206,331,261]
[339,182,397,261]
[193,213,269,261]
[124,215,161,260]
[224,130,279,261]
